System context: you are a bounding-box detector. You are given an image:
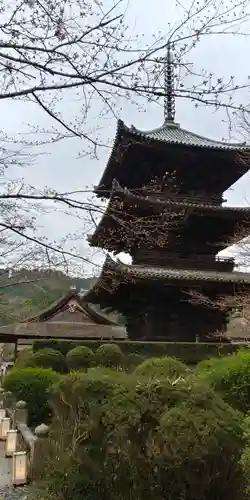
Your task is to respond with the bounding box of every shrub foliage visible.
[197,349,250,413]
[33,340,76,356]
[33,369,246,500]
[3,367,59,425]
[95,343,123,368]
[14,348,34,368]
[27,348,67,373]
[66,346,94,371]
[134,355,190,379]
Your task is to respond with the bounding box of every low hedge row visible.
[17,344,127,372]
[32,339,240,364]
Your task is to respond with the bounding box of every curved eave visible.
[95,119,129,198]
[84,255,250,305]
[84,255,121,304]
[95,120,250,197]
[104,184,250,215]
[105,256,250,284]
[88,184,250,252]
[134,122,250,151]
[88,188,130,252]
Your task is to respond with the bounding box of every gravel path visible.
[0,485,30,500]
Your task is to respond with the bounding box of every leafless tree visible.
[0,0,250,147]
[0,0,250,279]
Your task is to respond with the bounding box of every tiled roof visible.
[111,181,250,213]
[21,290,117,326]
[104,256,250,284]
[131,121,250,150]
[95,120,250,197]
[0,322,126,340]
[88,183,250,250]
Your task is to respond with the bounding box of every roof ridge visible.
[130,122,248,148]
[108,259,250,283]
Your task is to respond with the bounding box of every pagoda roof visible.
[130,121,249,150]
[103,255,250,284]
[84,255,250,305]
[99,180,250,214]
[95,120,250,196]
[21,290,117,326]
[88,182,250,251]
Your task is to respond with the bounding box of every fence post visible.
[14,401,28,425]
[30,423,49,481]
[4,391,14,409]
[0,388,5,408]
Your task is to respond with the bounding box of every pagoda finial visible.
[164,42,175,123]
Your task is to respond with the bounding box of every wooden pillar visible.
[14,340,18,362]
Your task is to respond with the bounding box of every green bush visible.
[3,367,59,426]
[14,348,33,368]
[123,353,145,371]
[95,343,123,368]
[197,349,250,413]
[33,340,76,356]
[134,355,190,379]
[239,412,250,496]
[66,346,94,371]
[33,371,246,500]
[28,348,67,373]
[33,340,240,365]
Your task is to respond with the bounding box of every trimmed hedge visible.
[197,348,250,414]
[3,367,59,426]
[96,343,123,368]
[33,369,247,500]
[66,346,94,371]
[32,340,239,364]
[33,340,75,356]
[27,348,67,373]
[239,412,250,495]
[134,356,190,379]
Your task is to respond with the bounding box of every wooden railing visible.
[133,251,235,272]
[0,388,49,486]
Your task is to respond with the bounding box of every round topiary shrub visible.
[3,367,59,426]
[197,349,250,413]
[95,343,123,368]
[134,355,190,379]
[34,372,246,500]
[66,346,94,371]
[27,348,67,373]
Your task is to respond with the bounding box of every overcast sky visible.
[2,0,250,275]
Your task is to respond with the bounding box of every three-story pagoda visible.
[85,46,250,342]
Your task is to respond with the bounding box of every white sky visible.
[2,0,250,275]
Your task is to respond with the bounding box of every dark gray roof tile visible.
[106,257,250,284]
[131,121,249,150]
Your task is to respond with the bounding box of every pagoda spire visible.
[164,42,175,123]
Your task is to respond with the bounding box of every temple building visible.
[0,290,126,350]
[85,45,250,342]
